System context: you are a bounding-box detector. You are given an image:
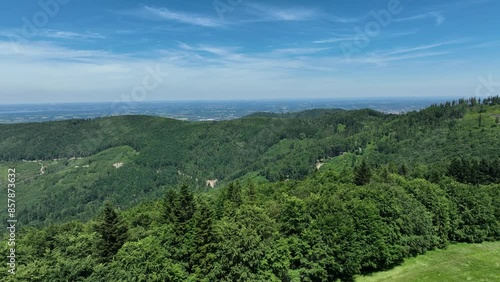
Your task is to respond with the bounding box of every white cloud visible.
[313,29,419,45]
[244,3,318,21]
[394,11,446,26]
[0,37,488,103]
[0,28,106,47]
[42,30,106,40]
[142,6,221,27]
[178,43,238,56]
[313,36,355,44]
[344,41,465,66]
[382,40,464,56]
[271,47,330,55]
[327,15,368,24]
[0,41,124,63]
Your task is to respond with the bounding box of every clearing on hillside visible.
[357,242,500,282]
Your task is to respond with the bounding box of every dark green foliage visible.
[487,184,500,240]
[441,180,497,243]
[190,199,217,276]
[245,182,257,204]
[403,179,452,248]
[398,163,409,176]
[1,172,499,281]
[209,205,287,281]
[354,160,372,185]
[174,184,195,228]
[168,184,196,265]
[92,227,188,282]
[94,202,128,263]
[217,182,244,217]
[280,195,310,236]
[447,158,500,185]
[162,189,178,223]
[227,182,243,208]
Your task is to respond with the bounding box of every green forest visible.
[0,96,499,281]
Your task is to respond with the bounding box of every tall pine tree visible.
[94,202,128,263]
[190,198,217,276]
[162,189,178,223]
[354,160,372,186]
[174,184,195,235]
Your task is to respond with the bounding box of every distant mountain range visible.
[0,97,452,123]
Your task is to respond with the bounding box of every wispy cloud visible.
[0,40,147,99]
[395,11,446,26]
[326,15,368,24]
[313,30,418,45]
[0,36,486,103]
[343,51,451,67]
[382,40,464,56]
[244,3,318,21]
[42,30,106,40]
[313,36,355,44]
[430,0,492,11]
[177,43,244,60]
[141,6,221,27]
[0,28,105,41]
[348,40,466,66]
[467,40,500,49]
[272,47,330,55]
[159,42,335,72]
[380,51,450,63]
[0,41,125,63]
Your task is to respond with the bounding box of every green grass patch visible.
[357,242,500,282]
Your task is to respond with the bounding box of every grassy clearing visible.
[357,242,500,282]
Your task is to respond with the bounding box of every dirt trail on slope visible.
[38,162,45,175]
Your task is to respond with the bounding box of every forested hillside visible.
[0,96,499,281]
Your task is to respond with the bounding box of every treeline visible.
[448,158,500,185]
[1,168,498,281]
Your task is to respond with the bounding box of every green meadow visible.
[358,242,500,282]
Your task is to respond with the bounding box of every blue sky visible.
[0,0,499,104]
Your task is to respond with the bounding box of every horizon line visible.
[0,95,472,106]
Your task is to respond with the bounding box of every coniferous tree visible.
[174,184,195,233]
[399,163,409,176]
[162,189,178,223]
[448,158,463,182]
[246,182,257,205]
[190,199,217,276]
[171,184,196,265]
[94,202,128,263]
[354,160,372,186]
[222,182,243,216]
[228,182,243,207]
